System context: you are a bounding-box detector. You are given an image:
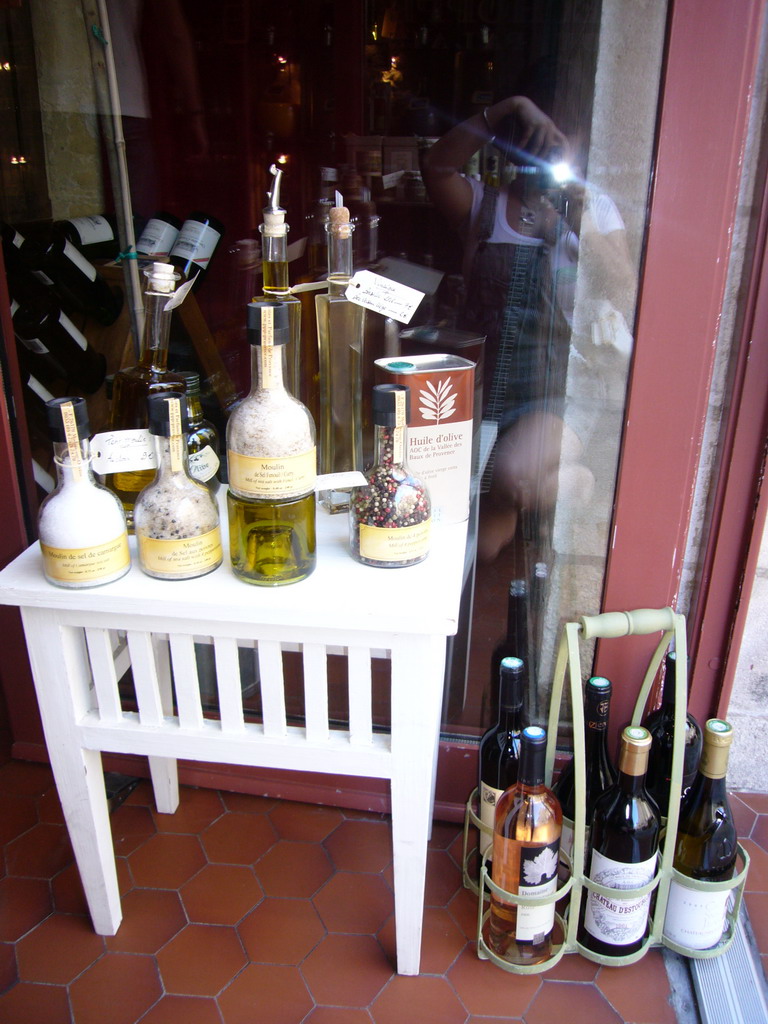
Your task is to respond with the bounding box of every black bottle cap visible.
[46,397,90,441]
[176,370,201,395]
[519,725,547,787]
[372,383,410,426]
[147,392,189,436]
[246,301,290,346]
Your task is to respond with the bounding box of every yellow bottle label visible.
[228,448,316,498]
[41,533,130,582]
[358,518,431,563]
[137,527,222,576]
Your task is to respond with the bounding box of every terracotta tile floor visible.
[0,741,766,1024]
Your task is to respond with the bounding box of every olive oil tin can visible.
[374,354,475,524]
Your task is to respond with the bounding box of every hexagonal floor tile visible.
[255,841,333,898]
[181,863,262,925]
[525,979,623,1024]
[51,856,132,916]
[156,923,247,997]
[68,952,163,1024]
[16,914,105,984]
[595,950,677,1024]
[238,896,325,964]
[269,801,343,843]
[323,820,392,873]
[304,1010,372,1024]
[313,871,392,933]
[109,803,157,856]
[302,934,392,1007]
[218,963,313,1024]
[5,823,72,880]
[0,876,51,942]
[370,974,467,1024]
[139,994,223,1024]
[0,793,37,848]
[378,906,467,975]
[152,786,226,834]
[447,944,541,1018]
[0,981,71,1024]
[105,888,186,953]
[201,812,276,865]
[424,847,462,908]
[127,833,206,888]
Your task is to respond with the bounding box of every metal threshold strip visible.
[689,907,768,1024]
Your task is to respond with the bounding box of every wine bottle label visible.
[358,519,431,564]
[70,216,114,245]
[19,335,50,356]
[59,311,89,351]
[479,781,503,857]
[583,849,657,946]
[228,448,316,498]
[138,527,222,576]
[171,220,221,269]
[137,218,180,258]
[40,533,130,583]
[63,239,97,281]
[493,837,559,943]
[188,445,220,483]
[91,430,157,475]
[663,879,731,949]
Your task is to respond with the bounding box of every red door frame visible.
[1,1,766,818]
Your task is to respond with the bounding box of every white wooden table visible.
[0,505,467,975]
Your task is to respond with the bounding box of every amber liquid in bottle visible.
[105,264,185,527]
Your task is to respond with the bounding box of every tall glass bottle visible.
[644,651,703,810]
[176,370,220,493]
[37,398,130,588]
[315,193,366,512]
[105,262,187,528]
[254,164,301,397]
[227,301,316,585]
[489,725,562,966]
[134,393,222,581]
[478,656,525,861]
[663,718,738,950]
[553,676,617,866]
[489,579,529,722]
[578,726,661,958]
[348,384,431,567]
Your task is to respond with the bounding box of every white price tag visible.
[345,270,424,324]
[91,429,157,474]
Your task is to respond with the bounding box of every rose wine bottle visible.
[489,725,562,966]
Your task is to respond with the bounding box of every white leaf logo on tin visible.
[419,378,456,423]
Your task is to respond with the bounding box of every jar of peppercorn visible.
[349,383,431,567]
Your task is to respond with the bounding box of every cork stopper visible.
[329,196,352,239]
[144,261,179,293]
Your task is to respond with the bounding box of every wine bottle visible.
[54,214,144,261]
[663,718,738,950]
[488,725,562,966]
[552,676,617,865]
[176,371,220,493]
[168,211,224,287]
[644,651,703,811]
[135,211,182,261]
[489,579,529,723]
[478,656,524,860]
[578,725,661,957]
[20,229,123,326]
[103,262,187,527]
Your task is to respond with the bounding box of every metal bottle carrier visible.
[463,607,750,974]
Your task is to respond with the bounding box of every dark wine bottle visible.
[578,725,661,957]
[136,211,182,261]
[488,725,562,966]
[54,214,144,260]
[478,655,525,860]
[663,718,738,950]
[168,211,224,287]
[644,651,703,811]
[176,370,221,493]
[552,676,617,864]
[20,230,123,326]
[489,579,529,722]
[12,288,107,394]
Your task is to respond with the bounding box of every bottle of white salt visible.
[38,397,130,588]
[134,392,223,580]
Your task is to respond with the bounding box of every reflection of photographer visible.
[423,95,633,561]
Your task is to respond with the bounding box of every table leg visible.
[21,608,122,934]
[389,635,447,975]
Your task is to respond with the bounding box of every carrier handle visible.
[579,607,677,640]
